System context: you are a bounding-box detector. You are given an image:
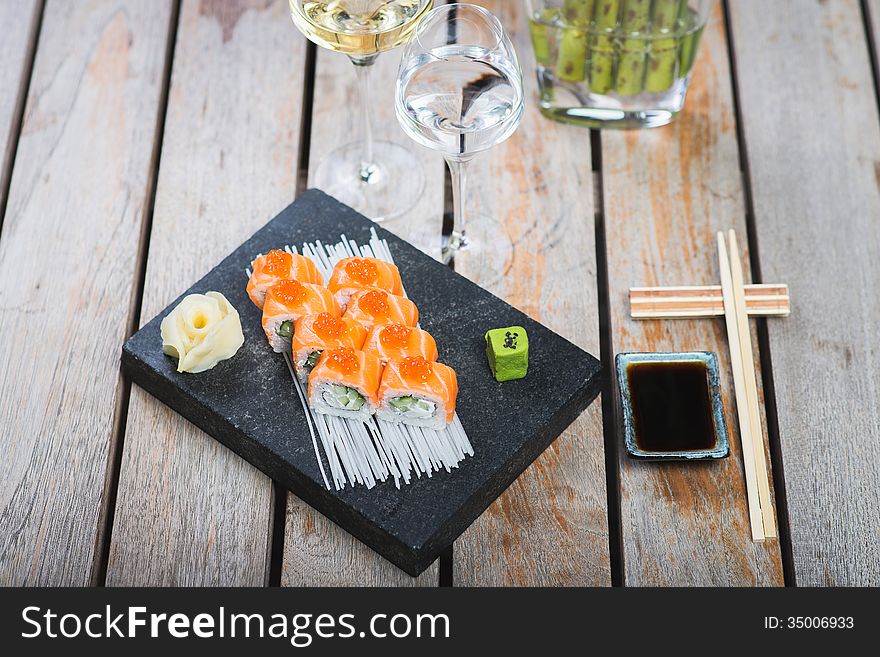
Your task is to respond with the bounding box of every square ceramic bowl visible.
[615,351,730,461]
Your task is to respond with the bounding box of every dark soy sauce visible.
[626,361,716,452]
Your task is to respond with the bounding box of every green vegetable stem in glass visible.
[524,0,710,129]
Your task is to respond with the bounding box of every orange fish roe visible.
[313,312,346,340]
[274,279,309,306]
[359,290,390,318]
[400,356,433,383]
[379,323,412,347]
[326,347,359,375]
[344,258,379,286]
[263,249,292,276]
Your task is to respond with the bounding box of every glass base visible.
[441,230,470,265]
[536,67,690,129]
[312,140,425,222]
[440,211,495,265]
[539,105,678,129]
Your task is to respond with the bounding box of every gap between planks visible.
[0,0,45,241]
[721,0,796,585]
[591,128,626,588]
[95,0,182,586]
[861,0,880,130]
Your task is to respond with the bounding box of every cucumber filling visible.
[277,320,293,339]
[300,350,321,375]
[322,384,365,411]
[388,396,436,419]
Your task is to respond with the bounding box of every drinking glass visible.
[289,1,434,221]
[395,4,524,263]
[526,0,710,128]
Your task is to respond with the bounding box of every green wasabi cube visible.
[485,326,529,382]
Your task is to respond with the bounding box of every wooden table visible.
[1,0,878,587]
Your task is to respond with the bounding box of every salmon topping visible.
[326,347,359,375]
[263,249,292,276]
[400,356,433,383]
[359,290,390,318]
[379,323,412,348]
[329,257,403,296]
[273,279,309,305]
[344,258,379,286]
[313,312,346,340]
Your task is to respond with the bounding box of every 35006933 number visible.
[764,617,855,629]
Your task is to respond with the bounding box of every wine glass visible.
[289,1,434,221]
[394,3,524,263]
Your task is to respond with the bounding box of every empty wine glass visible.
[290,1,434,221]
[395,3,524,262]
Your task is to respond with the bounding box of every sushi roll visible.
[377,356,458,430]
[261,280,340,353]
[308,347,383,422]
[362,323,438,365]
[291,312,367,382]
[328,257,403,309]
[247,249,323,309]
[343,289,418,332]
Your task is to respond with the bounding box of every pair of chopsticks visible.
[630,284,790,319]
[717,231,776,541]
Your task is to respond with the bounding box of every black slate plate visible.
[122,189,602,576]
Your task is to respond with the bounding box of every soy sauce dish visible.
[616,352,729,461]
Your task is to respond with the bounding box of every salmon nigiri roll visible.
[308,348,384,422]
[247,249,323,309]
[343,289,418,331]
[328,257,403,309]
[291,313,367,382]
[377,356,458,430]
[261,280,340,352]
[362,323,438,365]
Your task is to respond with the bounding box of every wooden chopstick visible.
[630,284,790,319]
[717,232,766,541]
[726,231,777,538]
[631,283,790,299]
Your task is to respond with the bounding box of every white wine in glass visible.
[289,1,434,221]
[293,0,430,55]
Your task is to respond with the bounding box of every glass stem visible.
[350,55,378,183]
[445,156,471,260]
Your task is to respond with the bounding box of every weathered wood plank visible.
[730,0,880,586]
[602,0,783,586]
[0,0,41,218]
[451,0,611,586]
[282,497,439,586]
[281,22,444,588]
[0,0,173,585]
[106,0,306,586]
